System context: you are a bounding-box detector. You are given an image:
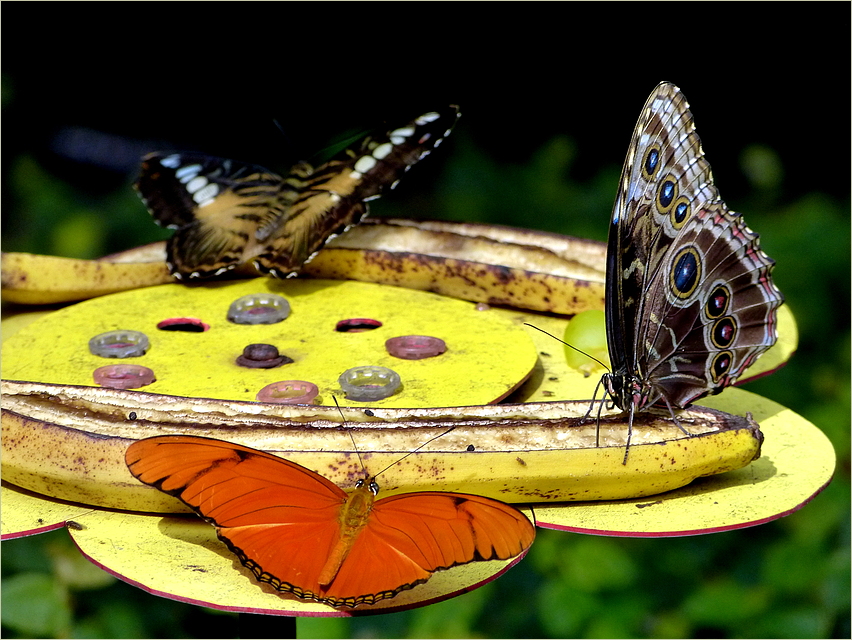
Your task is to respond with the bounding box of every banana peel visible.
[1,219,606,314]
[2,380,763,514]
[1,250,173,305]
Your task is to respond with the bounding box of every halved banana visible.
[2,219,605,313]
[2,380,762,514]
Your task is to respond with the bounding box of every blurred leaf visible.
[1,530,59,573]
[584,608,636,638]
[762,540,827,596]
[646,610,691,639]
[682,579,770,626]
[4,154,169,260]
[93,600,146,639]
[50,211,106,259]
[741,144,784,191]
[48,540,115,591]
[754,605,832,639]
[407,585,488,638]
[296,615,350,639]
[825,545,852,612]
[71,616,103,639]
[536,580,597,638]
[1,572,70,637]
[558,536,638,593]
[527,528,564,574]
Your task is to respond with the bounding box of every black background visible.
[3,4,849,212]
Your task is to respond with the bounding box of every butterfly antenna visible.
[523,323,611,372]
[332,396,367,474]
[526,322,612,450]
[373,425,458,480]
[271,118,296,147]
[331,397,457,480]
[271,118,287,138]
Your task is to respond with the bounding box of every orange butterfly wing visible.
[125,435,535,608]
[125,435,349,598]
[323,492,537,606]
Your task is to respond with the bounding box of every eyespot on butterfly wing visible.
[124,435,535,609]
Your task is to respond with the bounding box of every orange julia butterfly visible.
[125,435,536,609]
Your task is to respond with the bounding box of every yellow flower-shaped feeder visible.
[1,221,834,617]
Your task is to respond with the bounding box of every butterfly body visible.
[603,83,783,426]
[316,477,376,588]
[125,435,535,609]
[136,107,460,279]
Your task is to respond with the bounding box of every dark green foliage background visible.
[2,6,849,639]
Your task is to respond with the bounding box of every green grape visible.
[563,310,609,375]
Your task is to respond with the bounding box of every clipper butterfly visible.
[136,106,460,279]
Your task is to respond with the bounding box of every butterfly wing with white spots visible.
[136,106,461,280]
[136,154,293,278]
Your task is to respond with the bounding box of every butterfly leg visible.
[594,395,607,448]
[661,395,690,436]
[621,402,635,466]
[583,375,610,423]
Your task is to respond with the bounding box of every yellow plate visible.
[2,279,537,408]
[533,388,835,536]
[0,496,534,617]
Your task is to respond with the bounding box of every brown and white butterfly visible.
[601,82,783,450]
[135,106,460,280]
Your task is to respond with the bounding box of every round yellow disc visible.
[1,279,537,408]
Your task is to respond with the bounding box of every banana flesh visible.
[1,219,605,314]
[2,380,763,514]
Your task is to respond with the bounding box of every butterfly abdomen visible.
[317,480,376,587]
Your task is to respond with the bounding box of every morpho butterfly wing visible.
[135,106,460,280]
[605,82,783,414]
[125,435,535,609]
